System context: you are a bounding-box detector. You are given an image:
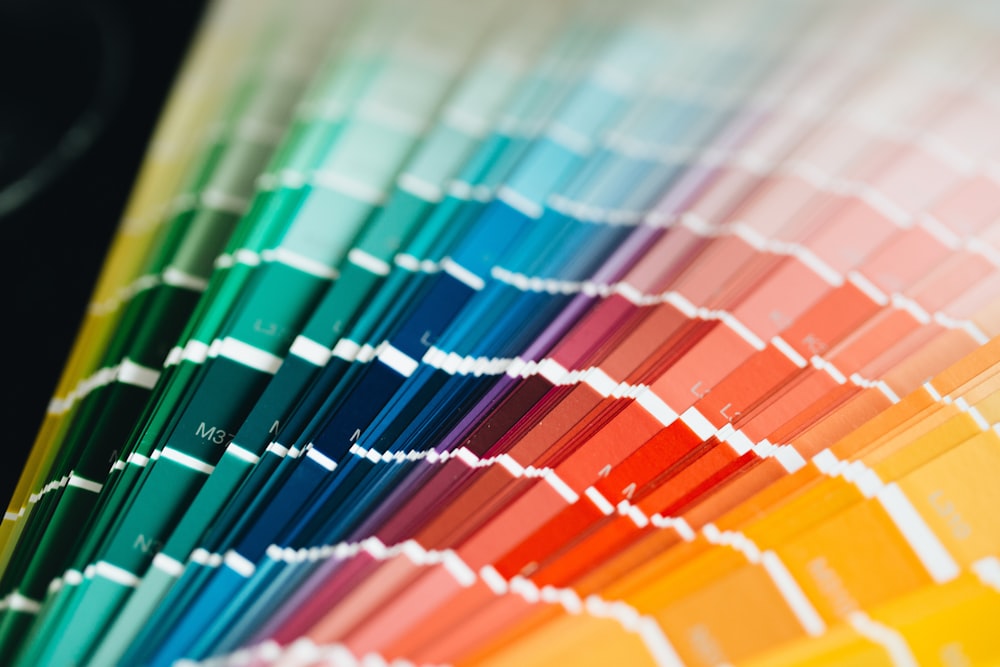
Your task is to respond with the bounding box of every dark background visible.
[1,0,207,501]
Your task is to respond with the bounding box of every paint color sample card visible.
[4,0,1000,665]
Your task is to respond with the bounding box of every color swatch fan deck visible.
[3,0,1000,665]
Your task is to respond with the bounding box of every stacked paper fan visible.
[3,0,1000,665]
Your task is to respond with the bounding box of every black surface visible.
[1,0,207,502]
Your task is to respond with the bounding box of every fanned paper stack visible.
[4,0,1000,664]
